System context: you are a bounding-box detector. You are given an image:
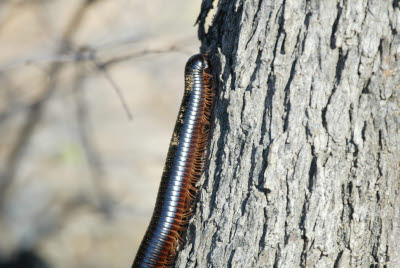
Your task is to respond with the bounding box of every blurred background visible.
[0,0,201,267]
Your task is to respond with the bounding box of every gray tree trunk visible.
[176,0,400,267]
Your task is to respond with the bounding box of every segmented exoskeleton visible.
[132,54,215,268]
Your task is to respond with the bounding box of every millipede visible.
[132,54,215,268]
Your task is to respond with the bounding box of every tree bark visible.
[176,0,400,267]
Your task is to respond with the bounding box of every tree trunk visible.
[176,0,400,267]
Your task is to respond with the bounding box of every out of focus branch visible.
[0,42,184,74]
[72,65,114,216]
[0,0,192,212]
[0,43,185,123]
[0,0,99,211]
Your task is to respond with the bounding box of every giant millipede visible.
[132,54,214,268]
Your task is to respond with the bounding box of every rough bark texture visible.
[176,0,400,267]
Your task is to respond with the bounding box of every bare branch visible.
[95,64,133,120]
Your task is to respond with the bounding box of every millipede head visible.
[185,54,210,73]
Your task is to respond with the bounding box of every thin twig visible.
[99,45,180,69]
[92,58,134,120]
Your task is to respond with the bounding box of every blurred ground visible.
[0,0,201,267]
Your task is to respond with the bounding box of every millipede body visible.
[132,54,214,268]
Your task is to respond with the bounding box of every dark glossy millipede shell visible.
[132,54,214,268]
